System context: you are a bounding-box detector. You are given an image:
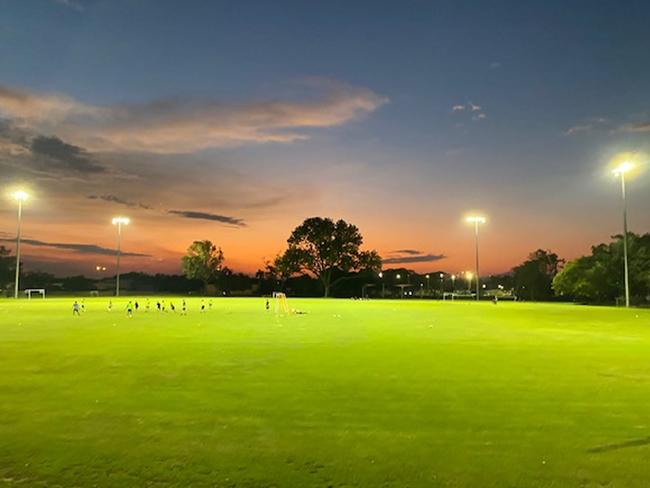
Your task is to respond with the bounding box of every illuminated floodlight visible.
[11,190,29,202]
[112,216,130,226]
[378,272,383,278]
[465,215,486,224]
[612,161,635,176]
[396,274,401,280]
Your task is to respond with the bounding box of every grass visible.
[1,298,650,487]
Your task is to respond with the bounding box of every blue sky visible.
[0,0,649,275]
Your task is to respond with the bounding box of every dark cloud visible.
[168,210,246,227]
[87,194,151,210]
[0,238,150,257]
[391,249,421,255]
[383,253,446,264]
[31,135,105,173]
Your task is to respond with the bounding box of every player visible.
[145,299,151,312]
[201,300,206,313]
[156,300,161,312]
[181,299,187,315]
[107,300,113,312]
[265,298,270,311]
[135,301,139,312]
[208,300,213,311]
[72,301,81,316]
[126,301,134,317]
[81,300,86,313]
[492,295,498,305]
[170,302,176,312]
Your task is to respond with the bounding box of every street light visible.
[466,271,473,291]
[465,215,486,301]
[11,190,29,299]
[612,161,635,307]
[112,216,130,297]
[451,274,456,292]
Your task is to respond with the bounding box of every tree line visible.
[1,216,649,304]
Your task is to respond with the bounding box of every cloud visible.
[168,210,246,227]
[0,81,387,154]
[0,238,150,257]
[31,135,105,173]
[451,102,486,121]
[619,121,650,133]
[53,0,84,11]
[565,117,609,136]
[383,253,446,264]
[391,249,422,255]
[87,194,151,210]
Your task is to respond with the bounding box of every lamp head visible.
[465,215,486,224]
[612,161,634,176]
[11,190,29,202]
[112,216,130,226]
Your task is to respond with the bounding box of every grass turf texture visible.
[1,299,650,487]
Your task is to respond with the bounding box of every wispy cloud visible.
[451,102,486,121]
[565,117,608,136]
[87,194,152,210]
[383,253,446,264]
[168,210,246,227]
[0,238,150,257]
[53,0,84,11]
[391,249,422,255]
[0,80,388,154]
[619,121,650,133]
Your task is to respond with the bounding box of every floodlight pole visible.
[115,221,123,297]
[473,221,480,301]
[14,199,23,299]
[619,171,630,308]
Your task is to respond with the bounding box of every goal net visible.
[25,289,46,299]
[272,292,291,314]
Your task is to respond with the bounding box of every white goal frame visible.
[25,289,46,299]
[272,292,291,314]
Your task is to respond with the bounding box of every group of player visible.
[72,298,214,317]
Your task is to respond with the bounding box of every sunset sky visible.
[1,0,649,277]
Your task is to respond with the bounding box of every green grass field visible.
[1,298,650,487]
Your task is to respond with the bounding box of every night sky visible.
[1,0,649,277]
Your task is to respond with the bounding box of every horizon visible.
[1,0,649,278]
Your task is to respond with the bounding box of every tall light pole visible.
[612,161,634,307]
[451,274,456,293]
[11,190,29,299]
[465,215,486,301]
[112,216,130,297]
[379,271,385,298]
[439,272,444,296]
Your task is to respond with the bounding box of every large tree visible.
[512,249,564,301]
[553,233,650,303]
[277,217,381,297]
[181,240,224,292]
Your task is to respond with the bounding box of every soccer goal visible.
[25,289,46,299]
[272,292,291,314]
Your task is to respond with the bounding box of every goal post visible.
[25,289,46,299]
[272,292,291,314]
